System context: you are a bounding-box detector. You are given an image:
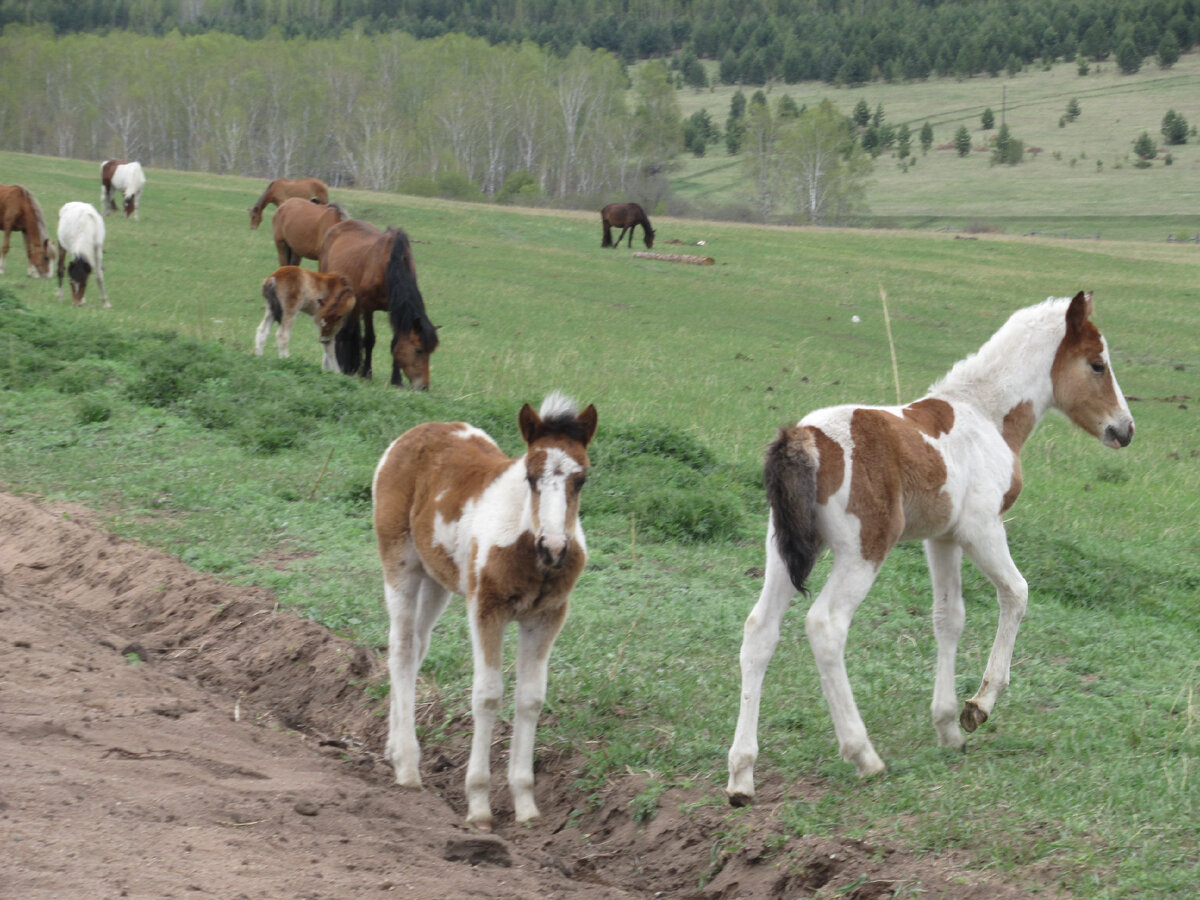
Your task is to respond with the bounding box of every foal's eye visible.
[1090,361,1106,375]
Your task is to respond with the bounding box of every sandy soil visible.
[0,491,1056,899]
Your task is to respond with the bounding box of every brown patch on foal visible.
[999,400,1035,513]
[902,398,955,437]
[846,409,951,564]
[805,427,845,505]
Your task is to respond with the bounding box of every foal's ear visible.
[578,404,598,447]
[1065,290,1094,335]
[518,403,540,445]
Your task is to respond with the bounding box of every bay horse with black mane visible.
[255,266,357,371]
[100,160,145,219]
[601,202,654,249]
[0,184,55,278]
[726,292,1134,804]
[249,177,330,229]
[319,218,439,389]
[373,393,597,830]
[272,198,349,267]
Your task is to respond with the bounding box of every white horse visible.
[56,202,108,307]
[100,160,145,220]
[727,293,1134,804]
[373,394,597,830]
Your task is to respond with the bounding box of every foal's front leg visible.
[465,601,507,830]
[509,606,568,824]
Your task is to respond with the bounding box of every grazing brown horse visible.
[0,184,55,278]
[272,198,349,267]
[319,219,439,388]
[601,202,655,249]
[255,266,357,372]
[249,177,330,229]
[100,160,145,219]
[373,393,597,829]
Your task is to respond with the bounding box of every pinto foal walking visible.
[727,293,1134,803]
[373,394,597,829]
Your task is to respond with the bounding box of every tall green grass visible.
[1,150,1197,896]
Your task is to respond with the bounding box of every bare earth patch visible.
[0,492,1055,898]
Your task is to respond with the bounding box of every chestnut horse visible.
[255,266,357,371]
[0,184,55,278]
[100,160,145,220]
[272,198,349,267]
[601,202,655,249]
[56,202,108,307]
[373,393,597,830]
[727,293,1134,803]
[248,177,329,229]
[319,219,439,389]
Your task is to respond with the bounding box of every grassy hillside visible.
[1,149,1198,896]
[671,54,1200,240]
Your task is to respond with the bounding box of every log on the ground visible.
[632,251,715,265]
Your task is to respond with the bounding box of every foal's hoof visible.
[960,702,989,733]
[726,791,753,809]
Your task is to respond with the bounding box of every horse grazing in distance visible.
[100,160,145,219]
[249,177,330,229]
[726,292,1134,804]
[601,202,655,249]
[319,219,439,389]
[272,198,349,267]
[255,266,357,372]
[373,393,598,830]
[56,202,108,307]
[0,184,55,278]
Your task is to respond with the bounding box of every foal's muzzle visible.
[536,534,569,569]
[1103,420,1134,449]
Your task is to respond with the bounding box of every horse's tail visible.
[262,276,283,324]
[386,230,439,353]
[763,426,821,595]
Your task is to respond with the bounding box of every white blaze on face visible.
[530,447,582,560]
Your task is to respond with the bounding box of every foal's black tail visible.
[262,277,283,324]
[386,229,439,353]
[763,427,821,595]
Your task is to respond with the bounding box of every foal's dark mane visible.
[385,228,439,353]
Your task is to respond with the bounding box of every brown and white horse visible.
[373,394,597,830]
[272,198,349,267]
[600,201,655,249]
[727,292,1134,803]
[319,218,439,389]
[100,160,145,219]
[55,202,108,307]
[255,266,357,371]
[0,184,55,278]
[249,177,330,229]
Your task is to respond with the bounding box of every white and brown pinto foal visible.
[100,160,145,219]
[373,394,597,830]
[727,292,1134,803]
[55,202,108,307]
[254,266,356,371]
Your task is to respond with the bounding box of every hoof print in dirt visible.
[443,836,512,868]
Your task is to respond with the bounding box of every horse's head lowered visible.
[518,395,598,569]
[29,237,55,278]
[1051,291,1134,449]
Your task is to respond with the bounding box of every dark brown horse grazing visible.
[272,198,349,267]
[249,177,329,229]
[601,202,655,249]
[0,184,55,278]
[319,219,439,389]
[255,266,357,372]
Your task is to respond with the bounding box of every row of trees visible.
[3,0,1198,87]
[0,28,685,204]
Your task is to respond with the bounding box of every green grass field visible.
[1,148,1198,896]
[671,54,1200,240]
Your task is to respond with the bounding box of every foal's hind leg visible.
[727,533,796,806]
[508,605,569,824]
[93,245,109,308]
[959,525,1028,732]
[926,538,966,749]
[254,308,275,356]
[806,554,887,776]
